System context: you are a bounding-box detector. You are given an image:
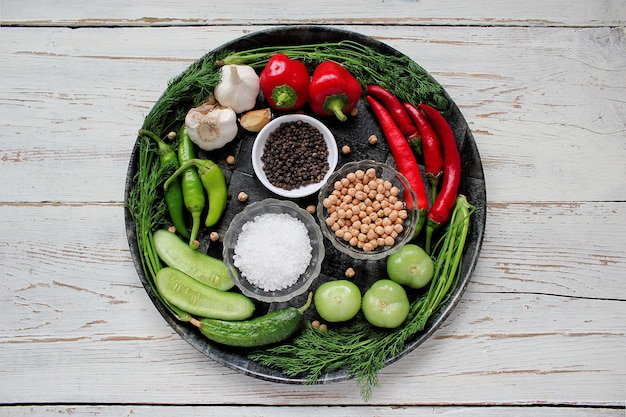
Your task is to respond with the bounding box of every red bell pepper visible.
[259,53,310,111]
[308,61,362,121]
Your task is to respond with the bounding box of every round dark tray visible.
[124,26,486,384]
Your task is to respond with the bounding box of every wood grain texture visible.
[2,0,625,27]
[1,26,625,203]
[4,406,626,417]
[1,203,623,405]
[1,3,625,414]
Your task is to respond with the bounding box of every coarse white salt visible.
[233,213,312,292]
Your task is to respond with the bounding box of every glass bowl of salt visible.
[222,198,325,303]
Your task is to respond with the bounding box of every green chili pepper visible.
[138,129,190,240]
[165,158,227,228]
[176,126,205,249]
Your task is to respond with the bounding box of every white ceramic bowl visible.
[252,114,338,198]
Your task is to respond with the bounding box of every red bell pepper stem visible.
[259,53,310,111]
[418,103,462,254]
[403,102,443,204]
[367,96,428,235]
[309,61,362,121]
[366,85,418,138]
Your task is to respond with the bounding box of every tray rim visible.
[123,24,487,385]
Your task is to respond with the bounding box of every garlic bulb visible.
[184,103,238,151]
[214,64,260,113]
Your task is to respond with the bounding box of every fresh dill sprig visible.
[142,53,222,138]
[218,40,448,110]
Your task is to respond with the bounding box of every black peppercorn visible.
[261,121,330,191]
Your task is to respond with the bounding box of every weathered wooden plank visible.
[2,0,625,27]
[1,26,625,203]
[1,204,624,405]
[2,283,623,405]
[3,405,625,417]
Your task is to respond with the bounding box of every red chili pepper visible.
[418,103,462,254]
[404,102,443,203]
[367,96,428,235]
[259,53,310,111]
[367,85,418,138]
[309,61,362,121]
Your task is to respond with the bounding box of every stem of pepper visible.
[272,84,299,109]
[323,93,350,121]
[428,174,441,207]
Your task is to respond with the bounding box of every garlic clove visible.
[239,108,272,132]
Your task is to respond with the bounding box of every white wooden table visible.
[2,1,625,415]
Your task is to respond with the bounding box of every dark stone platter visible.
[124,26,487,384]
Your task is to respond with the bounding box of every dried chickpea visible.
[341,145,351,155]
[210,231,220,242]
[345,267,356,278]
[368,134,378,145]
[323,166,411,252]
[237,192,248,202]
[226,155,236,165]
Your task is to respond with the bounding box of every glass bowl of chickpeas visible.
[316,160,419,261]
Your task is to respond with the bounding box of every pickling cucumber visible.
[153,228,233,291]
[155,267,254,320]
[192,293,312,348]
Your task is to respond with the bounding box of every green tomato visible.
[314,280,362,322]
[386,244,434,289]
[361,279,410,328]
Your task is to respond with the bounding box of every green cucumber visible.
[192,293,312,348]
[153,228,233,291]
[155,267,255,320]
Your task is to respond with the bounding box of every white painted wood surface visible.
[1,1,625,415]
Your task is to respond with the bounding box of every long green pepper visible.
[177,126,205,249]
[138,129,190,240]
[165,158,227,227]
